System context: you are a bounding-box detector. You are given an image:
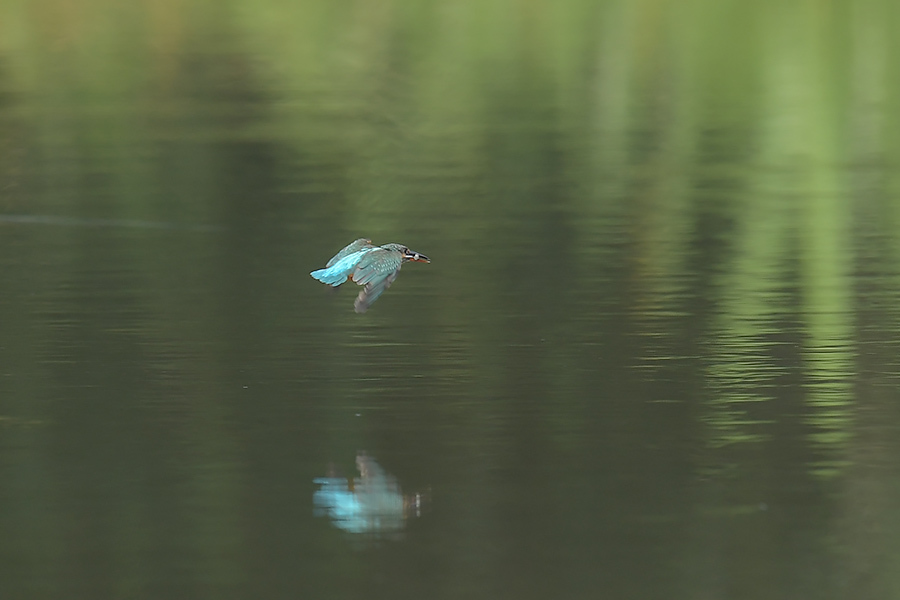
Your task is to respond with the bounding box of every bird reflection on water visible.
[313,453,426,535]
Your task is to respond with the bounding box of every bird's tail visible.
[310,267,348,286]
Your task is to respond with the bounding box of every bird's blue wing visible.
[326,238,373,268]
[351,249,404,313]
[350,249,403,286]
[354,269,400,313]
[311,249,372,286]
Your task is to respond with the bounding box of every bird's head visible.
[403,247,430,263]
[384,243,430,263]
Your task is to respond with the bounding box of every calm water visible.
[2,2,900,599]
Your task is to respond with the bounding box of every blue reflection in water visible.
[313,453,424,535]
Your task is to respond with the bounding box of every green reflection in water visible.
[784,1,855,478]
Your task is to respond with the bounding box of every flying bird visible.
[310,238,430,313]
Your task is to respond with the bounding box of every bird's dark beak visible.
[406,250,430,263]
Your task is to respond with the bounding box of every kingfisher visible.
[310,238,430,313]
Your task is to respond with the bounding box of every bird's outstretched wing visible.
[310,250,372,286]
[310,239,376,286]
[351,249,403,285]
[310,238,378,287]
[326,238,374,267]
[354,269,400,313]
[351,248,404,313]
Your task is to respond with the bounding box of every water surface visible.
[2,2,900,599]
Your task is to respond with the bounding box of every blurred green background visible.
[2,1,900,599]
